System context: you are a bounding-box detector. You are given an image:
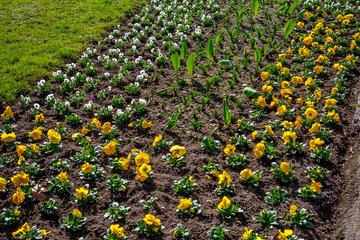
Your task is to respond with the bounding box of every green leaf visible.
[180,41,187,60]
[218,60,233,69]
[284,19,296,40]
[171,52,180,74]
[288,1,299,16]
[205,77,216,92]
[223,97,231,125]
[243,87,259,99]
[186,53,196,78]
[252,0,259,16]
[254,48,262,63]
[206,38,215,61]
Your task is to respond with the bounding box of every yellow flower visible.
[75,187,89,200]
[265,125,274,135]
[218,196,231,210]
[303,36,313,45]
[325,98,337,107]
[118,154,131,171]
[28,127,43,141]
[303,11,313,19]
[289,205,297,216]
[251,131,258,140]
[277,105,287,116]
[262,85,273,93]
[342,19,349,25]
[11,172,30,187]
[257,96,267,108]
[282,121,293,129]
[309,138,324,150]
[102,122,112,134]
[81,127,89,135]
[253,141,266,159]
[280,162,291,175]
[16,145,27,158]
[12,222,30,238]
[314,89,322,100]
[218,171,232,185]
[298,46,310,57]
[276,61,283,69]
[142,119,152,129]
[277,229,293,240]
[280,88,293,97]
[34,113,44,123]
[309,123,321,133]
[136,163,152,182]
[281,67,290,75]
[240,168,253,180]
[0,177,7,191]
[14,208,21,217]
[30,144,40,153]
[304,108,318,120]
[260,71,269,81]
[327,48,336,55]
[242,227,253,240]
[310,179,323,194]
[73,208,82,218]
[328,110,340,122]
[135,152,151,166]
[40,229,52,237]
[1,106,14,119]
[12,187,25,205]
[143,214,161,226]
[152,134,162,147]
[224,144,236,156]
[305,77,314,87]
[291,76,303,85]
[295,116,302,129]
[337,14,344,21]
[331,87,338,94]
[58,171,69,183]
[91,118,101,129]
[296,98,304,105]
[344,14,354,20]
[282,131,297,144]
[47,129,61,144]
[110,224,125,238]
[170,145,187,158]
[178,198,193,211]
[313,65,324,75]
[333,63,346,72]
[17,156,25,166]
[351,40,357,50]
[1,132,16,143]
[102,140,117,156]
[81,162,93,174]
[296,21,304,28]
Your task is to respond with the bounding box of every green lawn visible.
[0,0,145,102]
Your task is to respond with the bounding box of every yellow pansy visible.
[0,177,7,191]
[289,204,297,216]
[310,179,323,194]
[257,96,267,108]
[143,214,161,226]
[170,145,187,158]
[253,141,266,159]
[1,106,14,119]
[102,140,117,156]
[58,171,69,183]
[277,105,287,116]
[11,172,30,187]
[16,145,27,157]
[260,71,269,81]
[118,154,131,171]
[282,131,297,144]
[177,198,193,211]
[277,229,293,240]
[110,224,125,238]
[280,162,291,175]
[218,171,232,185]
[136,163,152,182]
[142,119,152,129]
[309,138,325,150]
[102,122,112,134]
[12,222,30,238]
[28,127,42,141]
[12,187,25,205]
[1,132,16,143]
[152,134,162,147]
[304,108,318,120]
[309,123,321,133]
[135,152,151,166]
[73,208,82,218]
[240,168,252,180]
[47,129,61,144]
[75,187,89,200]
[224,144,236,156]
[81,162,93,174]
[217,196,231,210]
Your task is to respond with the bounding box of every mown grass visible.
[0,0,145,102]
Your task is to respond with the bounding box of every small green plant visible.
[285,204,313,227]
[305,165,329,181]
[139,196,158,210]
[124,82,141,95]
[79,163,105,181]
[107,174,129,194]
[171,52,181,74]
[48,172,71,194]
[201,136,221,155]
[186,53,196,78]
[66,114,82,126]
[298,179,323,200]
[209,225,227,240]
[0,207,20,227]
[135,214,162,237]
[104,202,130,221]
[41,198,59,216]
[255,210,279,229]
[240,168,262,188]
[270,162,295,183]
[59,209,87,232]
[216,196,243,219]
[173,176,196,196]
[226,154,246,168]
[176,198,201,216]
[74,186,97,206]
[173,224,191,239]
[265,186,287,205]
